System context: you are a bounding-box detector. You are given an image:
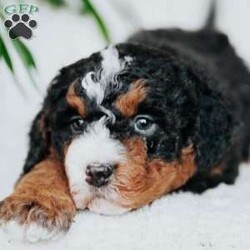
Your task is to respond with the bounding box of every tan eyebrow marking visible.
[66,81,87,117]
[115,79,148,117]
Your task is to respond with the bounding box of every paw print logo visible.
[4,14,37,39]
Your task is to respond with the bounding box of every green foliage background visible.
[0,0,110,93]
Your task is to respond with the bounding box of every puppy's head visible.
[31,44,232,213]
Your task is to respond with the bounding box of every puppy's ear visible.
[22,108,51,175]
[197,84,233,170]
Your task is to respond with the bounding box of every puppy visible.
[1,4,250,242]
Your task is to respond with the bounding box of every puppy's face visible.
[42,44,230,214]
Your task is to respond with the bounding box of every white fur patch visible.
[81,71,104,105]
[100,45,125,81]
[81,46,132,105]
[0,220,62,243]
[65,117,126,210]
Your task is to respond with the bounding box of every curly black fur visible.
[22,7,250,193]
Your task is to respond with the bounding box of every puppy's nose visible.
[85,164,114,187]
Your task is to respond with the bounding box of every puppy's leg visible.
[0,158,76,242]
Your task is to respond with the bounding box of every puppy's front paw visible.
[0,194,75,243]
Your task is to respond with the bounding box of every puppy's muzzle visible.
[85,164,114,187]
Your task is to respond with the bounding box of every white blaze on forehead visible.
[81,72,104,104]
[64,117,126,209]
[81,45,133,105]
[101,45,124,80]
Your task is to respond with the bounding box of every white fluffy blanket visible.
[0,0,250,249]
[0,165,250,249]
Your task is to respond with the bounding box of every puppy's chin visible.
[87,197,130,215]
[70,184,130,215]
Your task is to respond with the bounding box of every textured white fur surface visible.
[1,0,250,249]
[0,221,61,243]
[0,166,250,249]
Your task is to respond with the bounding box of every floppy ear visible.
[22,108,51,175]
[196,84,233,171]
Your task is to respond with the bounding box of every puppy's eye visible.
[134,115,157,136]
[70,117,85,132]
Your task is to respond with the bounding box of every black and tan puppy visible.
[1,4,250,242]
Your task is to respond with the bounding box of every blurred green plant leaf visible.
[12,39,36,69]
[0,5,5,20]
[0,34,14,73]
[81,0,111,43]
[0,34,27,95]
[0,0,111,96]
[45,0,65,7]
[12,39,39,90]
[0,4,37,94]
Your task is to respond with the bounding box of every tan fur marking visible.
[0,158,76,231]
[115,79,147,117]
[210,164,224,176]
[66,81,86,117]
[113,138,196,209]
[37,114,47,139]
